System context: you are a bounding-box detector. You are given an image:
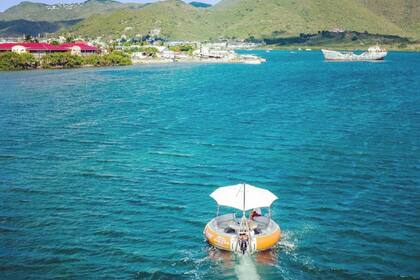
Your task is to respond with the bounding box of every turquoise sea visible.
[0,51,419,279]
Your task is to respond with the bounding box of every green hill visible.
[0,0,144,22]
[0,19,81,36]
[65,0,419,40]
[1,0,419,40]
[355,0,420,37]
[65,0,214,40]
[208,0,411,39]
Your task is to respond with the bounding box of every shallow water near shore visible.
[0,50,419,279]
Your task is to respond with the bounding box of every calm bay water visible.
[0,51,419,279]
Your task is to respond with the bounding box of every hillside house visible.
[0,42,98,58]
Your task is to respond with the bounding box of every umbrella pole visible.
[242,183,246,217]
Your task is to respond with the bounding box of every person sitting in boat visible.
[250,208,262,220]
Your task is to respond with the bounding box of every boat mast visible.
[243,183,246,217]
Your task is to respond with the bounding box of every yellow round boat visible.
[204,183,281,254]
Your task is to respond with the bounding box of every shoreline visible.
[132,55,266,65]
[132,59,246,65]
[2,49,418,72]
[0,57,261,72]
[257,44,420,52]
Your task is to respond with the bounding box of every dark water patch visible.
[77,172,123,180]
[152,203,187,212]
[148,151,194,158]
[95,229,129,238]
[182,219,206,228]
[46,246,93,256]
[25,256,81,266]
[0,226,20,234]
[135,271,188,280]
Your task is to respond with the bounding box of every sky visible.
[0,0,218,12]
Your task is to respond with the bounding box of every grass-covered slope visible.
[2,0,419,40]
[66,0,420,40]
[356,0,420,37]
[66,0,215,40]
[209,0,408,39]
[0,0,144,22]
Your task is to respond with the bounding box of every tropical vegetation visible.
[0,51,132,71]
[126,47,159,57]
[0,52,38,71]
[42,52,84,68]
[168,44,196,54]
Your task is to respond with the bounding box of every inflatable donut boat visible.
[204,184,281,254]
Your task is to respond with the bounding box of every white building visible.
[195,46,235,59]
[11,45,27,54]
[159,50,176,59]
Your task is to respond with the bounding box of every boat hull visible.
[322,49,387,61]
[204,218,281,253]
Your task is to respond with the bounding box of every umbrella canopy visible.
[210,183,278,211]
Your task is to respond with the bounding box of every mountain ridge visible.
[0,0,144,22]
[0,0,419,40]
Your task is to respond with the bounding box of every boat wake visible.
[277,230,297,253]
[235,254,260,280]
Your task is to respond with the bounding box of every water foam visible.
[235,255,260,280]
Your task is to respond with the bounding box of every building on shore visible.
[0,36,26,43]
[0,42,98,58]
[194,46,236,60]
[159,50,176,59]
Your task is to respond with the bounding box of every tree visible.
[103,51,132,66]
[169,44,196,54]
[66,36,75,43]
[42,52,83,69]
[0,52,38,71]
[24,35,32,42]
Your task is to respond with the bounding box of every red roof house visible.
[59,42,98,52]
[0,42,98,57]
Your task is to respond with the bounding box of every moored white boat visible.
[204,184,281,254]
[240,54,266,64]
[322,45,387,61]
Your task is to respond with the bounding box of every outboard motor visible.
[239,239,248,254]
[239,233,249,254]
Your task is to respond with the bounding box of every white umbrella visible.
[210,183,277,212]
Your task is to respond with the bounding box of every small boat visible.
[240,54,266,64]
[322,45,387,61]
[204,184,281,254]
[243,60,262,64]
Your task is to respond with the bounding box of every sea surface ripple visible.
[0,51,419,279]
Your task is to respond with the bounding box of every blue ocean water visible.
[0,51,419,280]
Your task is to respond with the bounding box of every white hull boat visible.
[322,45,387,61]
[241,55,266,64]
